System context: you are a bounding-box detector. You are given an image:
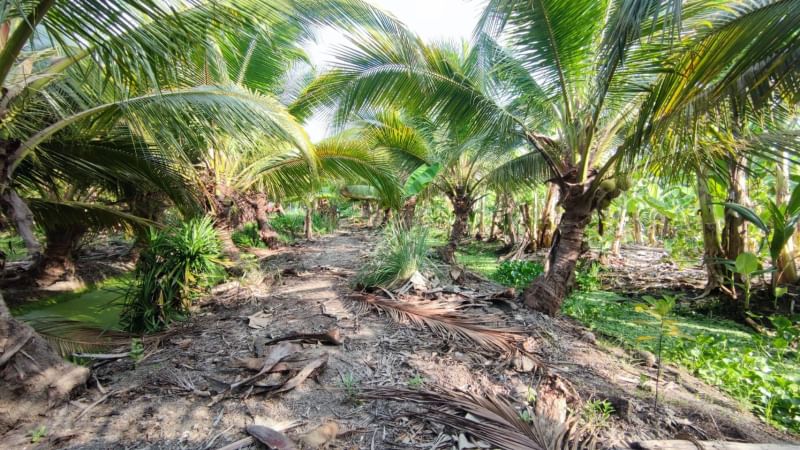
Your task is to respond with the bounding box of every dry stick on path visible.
[261,327,344,346]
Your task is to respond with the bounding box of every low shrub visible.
[121,217,224,332]
[313,212,338,234]
[232,222,264,248]
[269,213,304,240]
[355,223,433,289]
[575,261,603,292]
[492,260,544,288]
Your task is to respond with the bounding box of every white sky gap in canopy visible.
[304,0,482,141]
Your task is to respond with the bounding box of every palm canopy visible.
[0,0,410,256]
[294,0,800,188]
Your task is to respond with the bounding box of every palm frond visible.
[632,0,800,153]
[359,386,596,450]
[485,150,552,191]
[477,0,606,122]
[292,33,524,144]
[340,184,381,201]
[22,316,133,356]
[349,293,529,356]
[9,85,313,176]
[27,199,155,232]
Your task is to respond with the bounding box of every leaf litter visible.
[2,227,795,449]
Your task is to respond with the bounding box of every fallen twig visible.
[74,387,132,421]
[262,328,343,346]
[72,352,129,360]
[214,436,255,450]
[0,327,33,368]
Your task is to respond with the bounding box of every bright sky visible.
[304,0,482,140]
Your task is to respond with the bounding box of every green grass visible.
[563,291,753,348]
[456,240,504,278]
[0,232,28,262]
[13,275,130,330]
[563,291,800,433]
[427,232,503,278]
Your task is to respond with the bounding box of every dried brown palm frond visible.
[359,386,597,450]
[24,317,179,356]
[349,293,529,356]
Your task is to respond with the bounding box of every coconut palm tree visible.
[0,0,406,427]
[294,0,800,314]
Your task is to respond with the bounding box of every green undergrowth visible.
[233,212,339,247]
[563,291,800,433]
[14,275,130,330]
[0,232,28,262]
[447,236,800,433]
[456,240,505,278]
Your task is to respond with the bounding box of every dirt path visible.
[2,227,796,449]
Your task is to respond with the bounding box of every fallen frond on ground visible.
[359,386,597,450]
[349,292,531,357]
[25,317,184,356]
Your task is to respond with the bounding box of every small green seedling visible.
[407,374,424,389]
[129,338,144,363]
[526,386,537,405]
[340,372,361,403]
[582,400,614,428]
[734,252,760,311]
[635,295,684,411]
[30,425,47,443]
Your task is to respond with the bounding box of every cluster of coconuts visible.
[595,174,632,210]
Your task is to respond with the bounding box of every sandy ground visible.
[2,227,797,449]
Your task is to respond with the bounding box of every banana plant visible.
[724,182,800,298]
[340,162,441,228]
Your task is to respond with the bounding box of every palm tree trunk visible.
[304,203,314,239]
[488,200,499,242]
[775,156,797,285]
[631,209,642,244]
[502,194,517,246]
[363,202,374,226]
[722,157,749,260]
[647,221,657,246]
[611,205,627,256]
[537,183,559,249]
[442,193,472,264]
[523,193,593,315]
[248,194,279,248]
[476,197,485,240]
[521,202,535,252]
[400,197,417,229]
[34,225,86,286]
[379,207,391,227]
[0,291,89,433]
[697,171,726,291]
[0,189,41,258]
[216,222,241,261]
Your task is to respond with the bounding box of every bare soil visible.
[2,227,797,449]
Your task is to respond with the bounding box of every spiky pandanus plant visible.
[294,0,800,314]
